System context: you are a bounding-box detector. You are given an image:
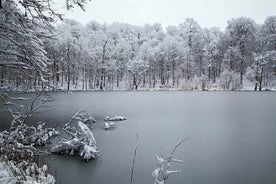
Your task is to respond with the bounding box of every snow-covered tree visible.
[220,68,240,90]
[0,0,91,90]
[178,18,204,76]
[3,10,276,92]
[259,16,276,86]
[261,16,276,51]
[0,1,92,182]
[126,59,149,90]
[225,17,257,85]
[203,40,220,83]
[247,52,276,90]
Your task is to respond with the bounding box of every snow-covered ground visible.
[12,77,276,92]
[48,78,276,92]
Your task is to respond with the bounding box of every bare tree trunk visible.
[56,64,60,82]
[111,72,114,90]
[82,66,85,91]
[255,64,259,91]
[149,66,152,88]
[153,71,156,88]
[33,73,37,91]
[67,65,70,91]
[67,44,70,91]
[61,71,64,87]
[100,39,109,90]
[172,59,176,86]
[187,61,190,80]
[213,70,216,83]
[133,74,136,90]
[72,63,75,86]
[208,67,211,81]
[160,60,165,85]
[1,66,4,86]
[143,74,146,87]
[239,41,245,85]
[75,66,78,89]
[117,69,120,88]
[240,64,243,85]
[259,65,264,91]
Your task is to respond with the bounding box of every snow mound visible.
[105,116,127,121]
[104,122,116,130]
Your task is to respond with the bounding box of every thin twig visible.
[130,132,139,184]
[170,137,190,156]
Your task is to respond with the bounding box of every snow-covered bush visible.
[0,124,59,163]
[11,122,59,146]
[0,92,59,161]
[220,69,241,90]
[0,156,55,183]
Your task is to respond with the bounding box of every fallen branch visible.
[51,111,100,161]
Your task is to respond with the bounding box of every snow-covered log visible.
[78,121,96,146]
[50,136,100,160]
[105,115,127,121]
[50,138,82,154]
[51,135,100,161]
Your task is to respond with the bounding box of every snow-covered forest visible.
[1,0,276,183]
[1,1,276,91]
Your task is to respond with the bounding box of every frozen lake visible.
[1,91,276,184]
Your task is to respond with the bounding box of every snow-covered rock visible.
[104,122,116,130]
[105,116,127,121]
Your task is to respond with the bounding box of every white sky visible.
[59,0,276,29]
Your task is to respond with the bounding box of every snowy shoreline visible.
[10,87,276,94]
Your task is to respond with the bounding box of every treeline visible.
[1,3,276,91]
